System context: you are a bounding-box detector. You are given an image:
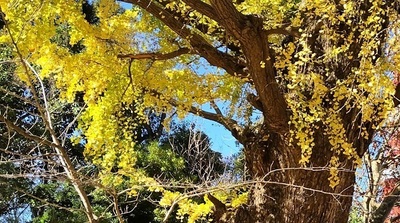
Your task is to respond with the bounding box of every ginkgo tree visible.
[1,0,400,222]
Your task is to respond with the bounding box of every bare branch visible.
[14,187,84,213]
[0,115,59,149]
[0,86,37,107]
[1,14,98,221]
[112,192,125,223]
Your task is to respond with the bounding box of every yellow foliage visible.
[277,0,398,187]
[2,0,400,215]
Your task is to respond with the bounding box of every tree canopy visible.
[1,0,400,222]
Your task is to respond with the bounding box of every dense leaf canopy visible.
[1,0,400,222]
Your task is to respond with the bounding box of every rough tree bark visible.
[227,130,362,223]
[121,0,399,222]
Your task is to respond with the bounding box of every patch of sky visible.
[0,204,32,223]
[117,1,133,10]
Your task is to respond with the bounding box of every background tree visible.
[350,106,400,223]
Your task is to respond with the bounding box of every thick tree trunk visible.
[215,129,361,223]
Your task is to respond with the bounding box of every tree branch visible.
[122,0,247,77]
[209,100,223,115]
[394,83,400,107]
[179,0,219,22]
[117,48,191,60]
[0,113,98,222]
[207,193,226,220]
[210,0,290,133]
[144,88,245,143]
[265,27,300,38]
[123,0,289,132]
[0,115,59,149]
[169,99,244,143]
[2,14,97,220]
[157,0,245,59]
[246,93,263,111]
[209,0,247,42]
[14,186,84,213]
